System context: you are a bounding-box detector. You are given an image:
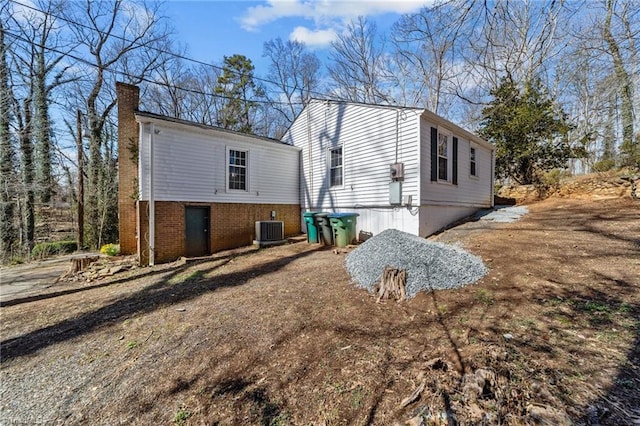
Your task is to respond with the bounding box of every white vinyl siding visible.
[138,118,299,204]
[420,117,492,207]
[283,100,493,238]
[283,101,422,210]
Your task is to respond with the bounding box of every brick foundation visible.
[138,201,300,265]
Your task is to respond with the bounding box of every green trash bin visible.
[303,212,319,243]
[314,213,333,246]
[328,213,359,247]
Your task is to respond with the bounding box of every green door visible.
[185,207,209,257]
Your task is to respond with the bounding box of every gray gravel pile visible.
[345,229,487,298]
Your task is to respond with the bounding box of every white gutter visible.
[490,148,496,208]
[148,123,155,266]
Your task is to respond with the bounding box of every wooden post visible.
[77,109,84,251]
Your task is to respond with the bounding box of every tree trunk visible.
[0,21,16,261]
[77,109,84,250]
[34,47,53,204]
[19,98,35,255]
[603,0,636,166]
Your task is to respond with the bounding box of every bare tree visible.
[262,37,321,136]
[0,17,18,260]
[560,0,639,170]
[602,0,638,166]
[391,0,475,115]
[188,64,223,125]
[2,0,79,254]
[144,52,192,119]
[327,16,390,104]
[64,0,171,248]
[461,0,566,96]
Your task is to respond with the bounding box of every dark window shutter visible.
[430,127,438,182]
[452,137,458,185]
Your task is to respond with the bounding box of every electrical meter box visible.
[390,162,405,181]
[389,181,402,205]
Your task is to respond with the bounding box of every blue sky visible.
[163,0,427,74]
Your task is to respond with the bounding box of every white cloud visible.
[241,0,311,31]
[289,26,337,47]
[240,0,426,31]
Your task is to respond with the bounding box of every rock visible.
[503,333,514,340]
[462,368,496,401]
[405,415,425,426]
[108,265,126,275]
[531,381,556,404]
[527,404,571,425]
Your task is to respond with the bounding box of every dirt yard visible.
[1,197,638,425]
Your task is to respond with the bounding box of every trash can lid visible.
[303,211,321,217]
[314,212,329,217]
[327,212,360,218]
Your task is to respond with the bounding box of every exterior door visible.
[185,207,209,257]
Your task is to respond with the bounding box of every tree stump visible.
[376,266,407,302]
[62,256,99,278]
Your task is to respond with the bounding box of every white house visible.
[281,99,495,238]
[118,83,494,264]
[116,83,301,265]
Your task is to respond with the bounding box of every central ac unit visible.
[255,221,284,243]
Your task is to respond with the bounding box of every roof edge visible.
[134,110,293,147]
[420,110,493,150]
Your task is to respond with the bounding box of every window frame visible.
[328,145,344,188]
[470,145,478,178]
[437,130,451,182]
[227,147,249,192]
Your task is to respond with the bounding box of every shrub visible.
[533,169,565,198]
[541,169,565,189]
[592,158,616,173]
[32,240,78,259]
[100,243,120,256]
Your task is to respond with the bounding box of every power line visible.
[6,0,340,102]
[3,29,308,107]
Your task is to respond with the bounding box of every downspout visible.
[148,123,155,266]
[306,105,313,206]
[395,109,399,163]
[490,147,495,208]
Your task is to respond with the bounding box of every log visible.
[376,266,407,302]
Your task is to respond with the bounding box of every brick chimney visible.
[116,82,140,255]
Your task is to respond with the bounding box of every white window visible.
[438,133,449,181]
[470,146,477,177]
[228,149,247,191]
[329,146,343,187]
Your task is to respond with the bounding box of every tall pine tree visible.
[215,54,260,134]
